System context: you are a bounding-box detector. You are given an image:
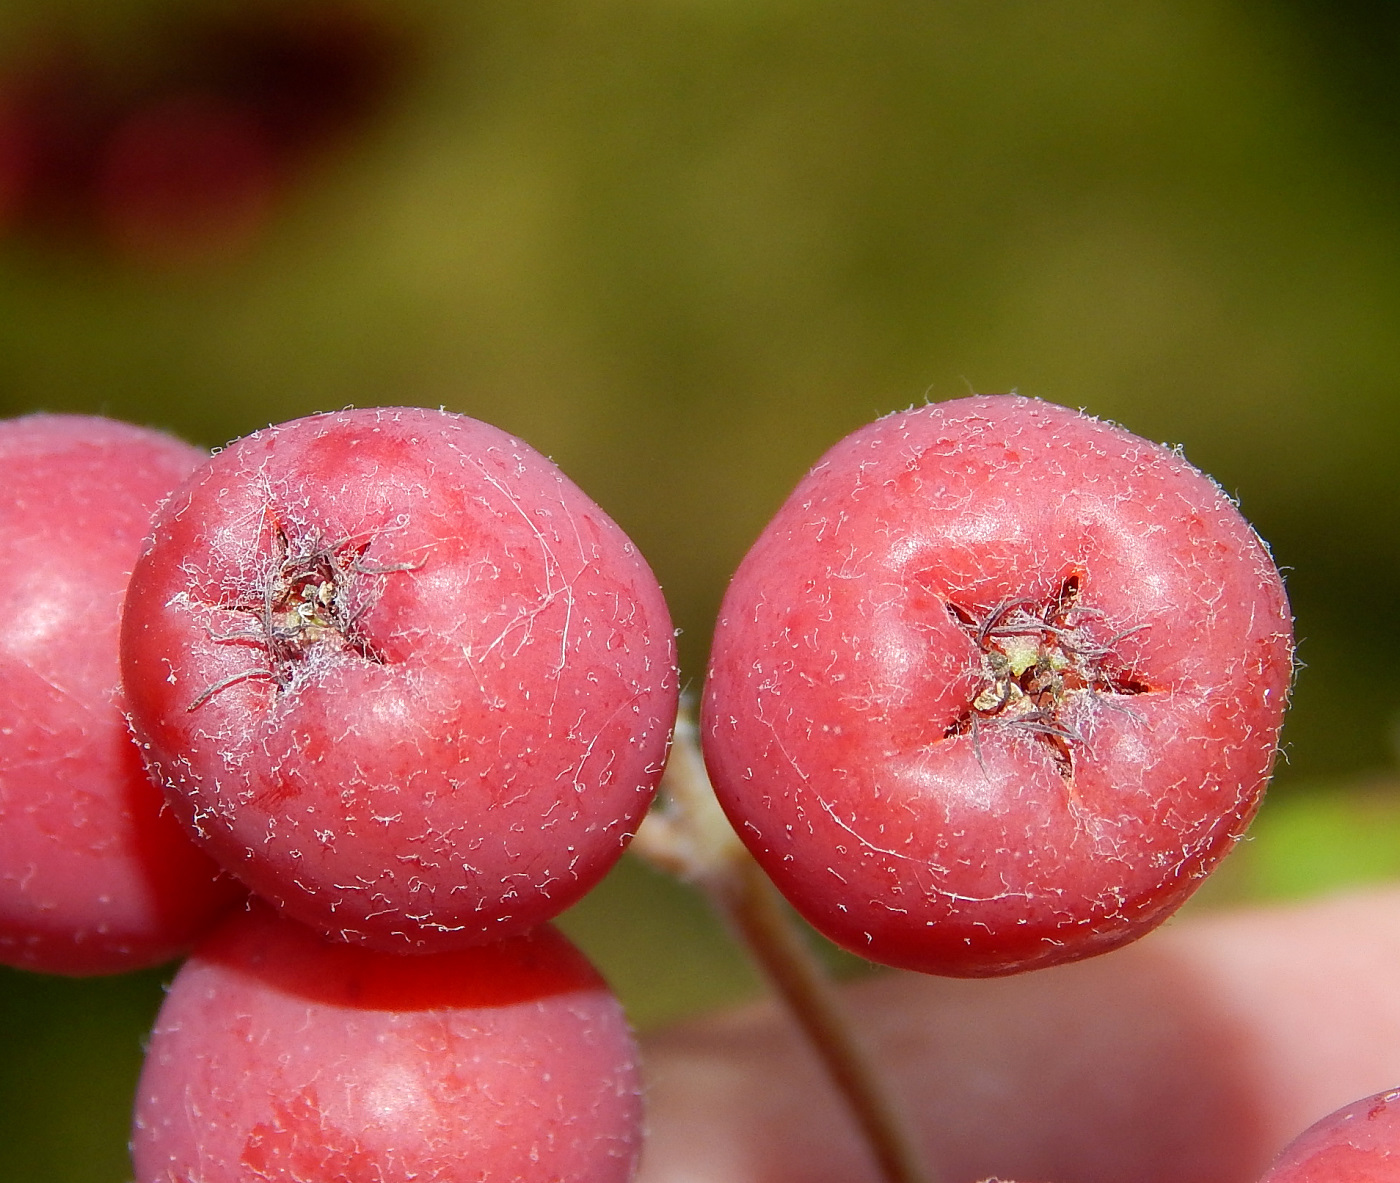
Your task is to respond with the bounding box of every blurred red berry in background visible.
[0,2,411,266]
[97,93,276,265]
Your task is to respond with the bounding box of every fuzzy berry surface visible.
[120,406,677,951]
[702,395,1293,976]
[131,903,643,1183]
[0,413,238,975]
[1259,1088,1400,1182]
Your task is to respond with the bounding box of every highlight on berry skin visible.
[701,394,1294,977]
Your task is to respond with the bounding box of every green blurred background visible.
[2,0,1399,1177]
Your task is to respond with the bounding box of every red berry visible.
[121,406,677,951]
[95,93,277,266]
[702,395,1293,976]
[0,5,410,260]
[1259,1088,1400,1182]
[131,903,643,1183]
[0,414,239,974]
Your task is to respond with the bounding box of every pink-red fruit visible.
[132,903,643,1183]
[1259,1088,1400,1181]
[0,414,239,974]
[121,406,677,951]
[703,395,1293,976]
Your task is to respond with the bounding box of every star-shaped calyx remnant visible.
[189,513,421,711]
[942,573,1154,780]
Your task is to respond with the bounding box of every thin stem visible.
[633,704,934,1183]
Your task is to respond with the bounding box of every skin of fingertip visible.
[120,406,678,952]
[0,413,242,975]
[701,395,1293,977]
[131,903,644,1183]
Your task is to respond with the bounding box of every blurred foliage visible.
[2,0,1399,1178]
[1277,0,1400,139]
[0,964,168,1180]
[1234,778,1400,900]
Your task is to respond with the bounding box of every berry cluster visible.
[2,407,674,1182]
[4,395,1378,1182]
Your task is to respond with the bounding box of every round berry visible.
[0,414,239,975]
[1260,1088,1400,1182]
[121,406,677,951]
[132,903,643,1183]
[702,395,1293,976]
